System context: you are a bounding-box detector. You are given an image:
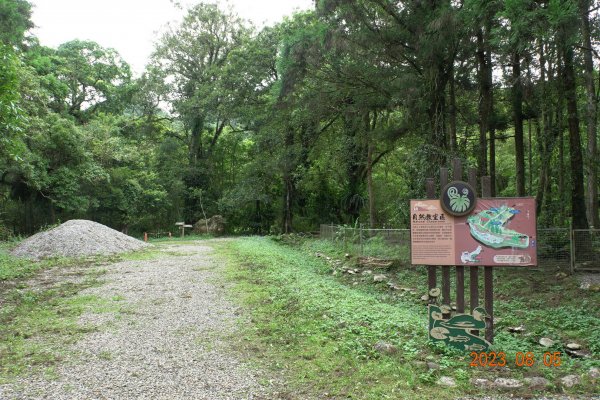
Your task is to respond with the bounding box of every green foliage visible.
[1,0,599,236]
[0,269,112,383]
[223,237,600,397]
[0,0,33,47]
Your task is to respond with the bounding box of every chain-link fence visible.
[320,224,411,262]
[320,224,579,270]
[537,228,571,269]
[572,229,600,272]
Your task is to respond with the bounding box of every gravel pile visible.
[11,219,150,260]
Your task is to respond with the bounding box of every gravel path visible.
[0,241,272,400]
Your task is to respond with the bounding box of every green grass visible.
[0,270,114,383]
[148,233,213,243]
[219,237,600,399]
[0,240,134,383]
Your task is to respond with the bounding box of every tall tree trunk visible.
[188,117,204,166]
[512,51,526,196]
[562,39,589,230]
[282,129,295,233]
[366,112,377,229]
[448,64,457,153]
[476,28,490,179]
[427,64,448,171]
[367,142,375,229]
[489,126,496,197]
[579,0,599,227]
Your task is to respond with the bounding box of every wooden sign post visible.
[175,222,193,238]
[414,158,537,349]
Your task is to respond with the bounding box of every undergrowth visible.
[220,237,599,399]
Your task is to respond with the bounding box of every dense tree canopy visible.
[1,0,598,235]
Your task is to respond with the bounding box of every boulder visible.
[437,376,456,387]
[193,215,226,235]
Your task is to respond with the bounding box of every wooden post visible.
[482,176,494,343]
[144,232,148,242]
[452,158,463,182]
[426,178,437,302]
[439,169,451,312]
[452,159,465,313]
[468,168,479,316]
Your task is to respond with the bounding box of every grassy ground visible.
[219,236,600,399]
[0,241,154,384]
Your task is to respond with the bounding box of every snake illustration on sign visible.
[440,181,477,216]
[428,304,492,351]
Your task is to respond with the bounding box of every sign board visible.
[441,181,477,216]
[410,198,537,266]
[428,304,491,351]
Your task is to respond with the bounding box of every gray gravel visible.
[11,220,150,260]
[0,241,272,399]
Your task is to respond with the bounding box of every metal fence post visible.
[360,224,364,256]
[570,224,575,274]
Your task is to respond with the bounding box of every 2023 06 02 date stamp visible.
[470,351,562,367]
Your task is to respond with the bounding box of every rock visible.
[315,252,324,258]
[373,274,387,282]
[426,362,440,371]
[362,269,373,275]
[471,378,492,388]
[387,283,401,290]
[347,270,357,275]
[539,337,555,347]
[566,342,581,350]
[555,272,568,280]
[493,378,523,390]
[560,375,580,388]
[421,294,429,302]
[508,325,526,333]
[373,341,397,355]
[429,288,441,297]
[588,367,600,379]
[565,348,589,358]
[344,253,351,258]
[440,305,451,314]
[193,215,226,235]
[524,377,550,389]
[437,376,456,387]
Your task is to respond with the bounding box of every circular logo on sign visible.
[440,181,477,216]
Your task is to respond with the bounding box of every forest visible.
[1,0,599,236]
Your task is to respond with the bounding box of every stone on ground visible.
[193,215,226,235]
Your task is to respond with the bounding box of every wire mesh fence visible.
[320,224,578,269]
[572,229,600,272]
[537,228,571,268]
